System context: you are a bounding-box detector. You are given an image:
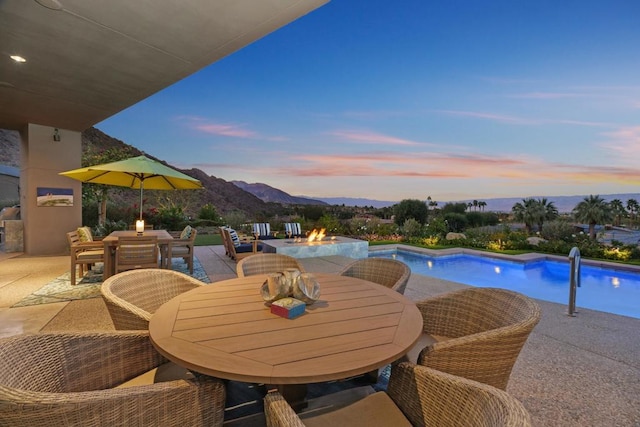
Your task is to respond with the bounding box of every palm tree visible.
[626,199,639,225]
[473,200,479,211]
[512,198,543,233]
[609,199,627,227]
[478,201,487,211]
[573,195,612,240]
[537,198,559,231]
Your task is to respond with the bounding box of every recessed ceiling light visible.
[10,55,26,63]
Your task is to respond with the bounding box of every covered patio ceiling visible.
[0,0,328,132]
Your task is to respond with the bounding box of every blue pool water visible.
[370,250,640,319]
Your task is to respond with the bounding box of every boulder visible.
[526,236,547,246]
[446,232,466,240]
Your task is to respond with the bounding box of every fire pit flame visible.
[307,228,326,242]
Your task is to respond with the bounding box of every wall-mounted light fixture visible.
[53,128,61,142]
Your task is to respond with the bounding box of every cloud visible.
[507,92,586,99]
[177,116,257,138]
[328,130,428,146]
[194,123,256,138]
[433,110,538,125]
[433,109,616,128]
[600,126,640,160]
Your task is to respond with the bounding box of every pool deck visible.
[1,245,639,426]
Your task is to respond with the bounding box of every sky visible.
[97,0,640,204]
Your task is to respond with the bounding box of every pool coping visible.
[368,243,640,274]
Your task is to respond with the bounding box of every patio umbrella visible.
[59,155,203,219]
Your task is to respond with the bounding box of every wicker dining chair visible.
[411,287,541,390]
[101,268,206,330]
[236,253,305,277]
[339,257,411,294]
[264,362,531,427]
[0,331,226,427]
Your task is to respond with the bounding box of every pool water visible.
[370,250,640,319]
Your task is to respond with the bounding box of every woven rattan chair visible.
[0,331,225,427]
[66,230,104,286]
[115,235,159,273]
[236,253,305,277]
[411,287,541,390]
[339,258,411,295]
[101,268,206,330]
[264,362,531,427]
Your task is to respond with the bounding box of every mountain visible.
[4,128,640,215]
[310,197,397,208]
[0,127,278,218]
[462,194,640,213]
[232,181,327,206]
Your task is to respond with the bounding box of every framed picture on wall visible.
[36,187,73,207]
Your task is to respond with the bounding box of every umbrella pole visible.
[139,184,143,220]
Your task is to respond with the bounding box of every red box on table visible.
[271,297,306,319]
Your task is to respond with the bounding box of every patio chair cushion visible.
[253,223,270,237]
[116,362,195,388]
[299,391,412,427]
[284,222,302,236]
[229,229,241,246]
[77,226,93,242]
[180,225,193,239]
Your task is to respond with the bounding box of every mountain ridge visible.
[3,128,640,214]
[231,181,327,206]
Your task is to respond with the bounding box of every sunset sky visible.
[97,0,640,203]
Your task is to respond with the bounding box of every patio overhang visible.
[0,0,329,131]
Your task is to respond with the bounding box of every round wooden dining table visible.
[149,273,423,389]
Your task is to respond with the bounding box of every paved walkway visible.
[1,245,638,426]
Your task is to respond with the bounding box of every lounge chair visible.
[339,258,411,295]
[264,362,531,427]
[236,253,305,277]
[220,227,263,261]
[284,222,304,238]
[410,287,541,390]
[252,222,277,239]
[0,331,226,426]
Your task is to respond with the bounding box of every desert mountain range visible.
[2,128,639,214]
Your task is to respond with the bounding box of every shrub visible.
[198,203,221,223]
[402,218,423,238]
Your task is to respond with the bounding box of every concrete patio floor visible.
[1,245,638,426]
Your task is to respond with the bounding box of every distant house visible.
[0,165,19,204]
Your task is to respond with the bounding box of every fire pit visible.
[261,235,368,259]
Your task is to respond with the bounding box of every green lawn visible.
[194,233,223,246]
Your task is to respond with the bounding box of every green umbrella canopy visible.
[59,155,203,219]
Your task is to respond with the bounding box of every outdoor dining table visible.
[102,229,174,280]
[148,273,423,408]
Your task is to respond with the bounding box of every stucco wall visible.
[20,124,82,255]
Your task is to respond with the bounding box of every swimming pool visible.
[370,249,640,319]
